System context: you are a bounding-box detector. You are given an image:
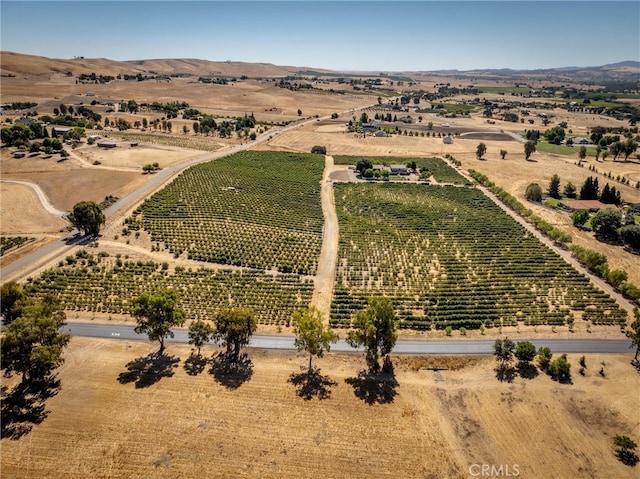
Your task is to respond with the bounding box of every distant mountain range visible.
[421,61,640,82]
[1,51,638,83]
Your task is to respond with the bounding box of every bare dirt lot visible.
[1,337,637,479]
[73,142,202,170]
[0,182,66,234]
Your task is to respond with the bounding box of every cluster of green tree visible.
[0,236,34,256]
[494,338,571,383]
[118,73,164,82]
[603,104,640,124]
[1,122,73,156]
[65,201,106,237]
[192,113,256,139]
[142,162,161,173]
[40,114,95,129]
[77,73,115,83]
[148,101,190,118]
[1,122,46,147]
[524,129,540,142]
[471,170,571,244]
[105,117,133,131]
[275,79,314,91]
[422,85,479,101]
[613,435,639,467]
[570,244,639,304]
[399,94,421,105]
[589,127,639,160]
[579,176,622,204]
[75,105,102,123]
[0,282,71,386]
[198,76,232,85]
[502,112,519,122]
[543,125,566,144]
[374,112,397,122]
[182,108,201,120]
[591,207,638,244]
[29,137,65,154]
[119,100,139,114]
[333,76,392,86]
[137,292,390,375]
[7,101,38,110]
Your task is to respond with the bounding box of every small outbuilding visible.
[13,150,26,158]
[390,164,409,175]
[52,126,72,136]
[97,140,117,148]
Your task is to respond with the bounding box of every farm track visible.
[0,179,67,217]
[310,155,340,320]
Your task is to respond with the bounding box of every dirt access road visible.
[310,155,339,318]
[0,179,67,218]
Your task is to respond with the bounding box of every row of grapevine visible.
[129,150,325,274]
[330,182,626,329]
[27,252,313,325]
[1,236,34,256]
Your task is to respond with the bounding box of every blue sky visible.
[1,1,638,71]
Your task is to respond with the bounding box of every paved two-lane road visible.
[65,322,634,355]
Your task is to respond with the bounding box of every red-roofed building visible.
[559,199,608,212]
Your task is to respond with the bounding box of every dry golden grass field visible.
[1,337,638,479]
[2,53,640,479]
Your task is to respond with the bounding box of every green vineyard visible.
[128,150,325,274]
[330,183,626,329]
[21,150,628,331]
[27,252,313,325]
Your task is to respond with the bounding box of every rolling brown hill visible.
[0,51,322,79]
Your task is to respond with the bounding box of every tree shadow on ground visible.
[594,234,624,246]
[1,375,60,440]
[616,448,640,467]
[209,352,253,389]
[517,362,539,380]
[345,358,398,405]
[184,353,208,376]
[495,364,517,383]
[631,359,640,374]
[117,352,180,388]
[288,366,337,401]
